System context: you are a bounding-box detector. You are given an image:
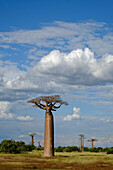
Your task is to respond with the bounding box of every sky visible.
[1,0,113,147]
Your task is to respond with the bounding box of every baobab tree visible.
[79,134,85,151]
[27,95,68,156]
[87,138,98,148]
[28,133,37,145]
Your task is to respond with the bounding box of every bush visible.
[0,139,36,154]
[64,146,80,152]
[84,147,89,151]
[55,146,63,152]
[97,147,104,152]
[64,147,73,152]
[37,147,44,151]
[55,146,79,152]
[0,139,21,153]
[25,144,36,151]
[89,147,99,152]
[107,148,113,154]
[103,147,109,152]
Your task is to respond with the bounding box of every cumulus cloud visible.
[63,107,82,121]
[63,106,113,123]
[0,101,14,119]
[16,115,34,121]
[0,101,34,120]
[32,48,113,86]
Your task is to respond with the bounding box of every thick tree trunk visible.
[91,140,93,148]
[31,136,34,145]
[44,111,54,156]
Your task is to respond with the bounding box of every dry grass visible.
[0,151,113,169]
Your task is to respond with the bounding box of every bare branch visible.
[51,108,56,111]
[35,103,46,110]
[40,103,46,107]
[53,103,62,109]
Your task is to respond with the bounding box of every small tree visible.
[27,95,68,156]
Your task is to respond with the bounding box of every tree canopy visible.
[27,95,68,111]
[28,95,68,105]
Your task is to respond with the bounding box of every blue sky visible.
[1,0,113,147]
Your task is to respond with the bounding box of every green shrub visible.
[55,146,79,152]
[89,147,99,152]
[55,146,63,152]
[97,147,104,152]
[0,139,20,153]
[107,148,113,154]
[64,147,73,152]
[104,147,109,152]
[37,147,44,150]
[25,144,36,151]
[84,147,89,151]
[0,139,35,154]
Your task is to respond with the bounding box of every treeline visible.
[55,146,113,154]
[1,139,113,154]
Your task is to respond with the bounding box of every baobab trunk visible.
[91,140,93,148]
[31,136,34,145]
[44,111,54,156]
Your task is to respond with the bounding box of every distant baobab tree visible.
[27,95,68,157]
[87,138,97,148]
[38,141,41,147]
[79,134,85,151]
[28,133,37,145]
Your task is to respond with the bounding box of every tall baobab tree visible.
[27,95,68,156]
[87,138,97,148]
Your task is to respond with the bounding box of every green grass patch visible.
[0,151,113,169]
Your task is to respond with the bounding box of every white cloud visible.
[28,48,48,59]
[63,106,113,123]
[0,45,11,49]
[93,136,113,147]
[16,115,34,121]
[100,117,113,123]
[19,135,27,138]
[63,107,82,121]
[0,21,113,56]
[0,101,14,119]
[32,48,113,86]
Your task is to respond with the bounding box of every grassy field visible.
[0,151,113,169]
